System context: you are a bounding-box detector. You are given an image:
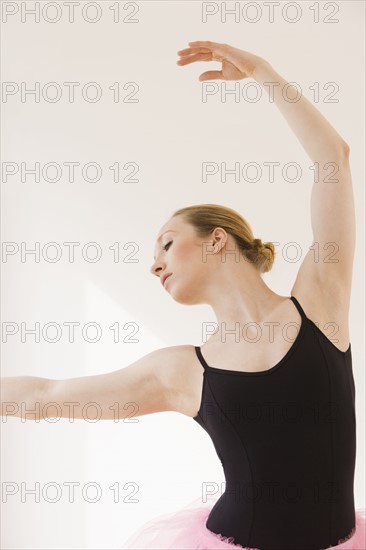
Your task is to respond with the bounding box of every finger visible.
[199,70,224,81]
[177,47,211,56]
[188,41,221,49]
[177,52,212,66]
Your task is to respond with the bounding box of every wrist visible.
[251,59,273,82]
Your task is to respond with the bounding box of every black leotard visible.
[194,295,355,550]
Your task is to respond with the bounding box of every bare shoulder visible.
[155,344,203,417]
[290,256,352,352]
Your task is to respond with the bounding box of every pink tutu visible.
[120,496,366,550]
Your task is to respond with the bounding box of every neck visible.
[202,261,286,341]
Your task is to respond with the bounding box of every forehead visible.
[156,217,183,241]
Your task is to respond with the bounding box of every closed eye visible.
[163,241,172,251]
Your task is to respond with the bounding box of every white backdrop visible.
[1,1,365,549]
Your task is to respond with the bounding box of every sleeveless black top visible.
[193,295,356,550]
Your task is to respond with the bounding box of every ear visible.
[211,227,228,250]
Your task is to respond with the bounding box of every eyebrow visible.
[153,230,177,260]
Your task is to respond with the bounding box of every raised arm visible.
[1,345,192,421]
[252,60,354,296]
[177,42,355,300]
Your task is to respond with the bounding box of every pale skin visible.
[1,41,354,422]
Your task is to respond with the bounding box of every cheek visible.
[175,242,197,262]
[175,243,207,277]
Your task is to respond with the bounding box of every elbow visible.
[342,141,350,157]
[334,141,350,165]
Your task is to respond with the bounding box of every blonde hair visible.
[172,203,275,274]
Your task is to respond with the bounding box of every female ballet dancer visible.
[1,41,365,550]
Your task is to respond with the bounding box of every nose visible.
[150,260,164,277]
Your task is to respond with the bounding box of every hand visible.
[176,41,266,81]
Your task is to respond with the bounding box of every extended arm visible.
[1,346,187,421]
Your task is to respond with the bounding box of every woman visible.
[1,42,365,550]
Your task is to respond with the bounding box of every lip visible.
[161,273,172,286]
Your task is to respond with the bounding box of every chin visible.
[170,285,202,306]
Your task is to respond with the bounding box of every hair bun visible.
[253,238,263,250]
